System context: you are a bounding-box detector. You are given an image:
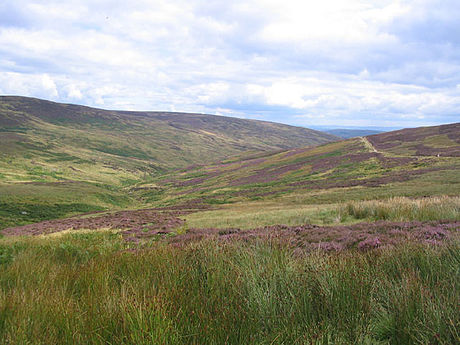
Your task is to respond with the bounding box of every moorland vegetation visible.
[0,97,459,344]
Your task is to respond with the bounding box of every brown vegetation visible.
[170,220,459,251]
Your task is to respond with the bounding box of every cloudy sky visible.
[1,0,459,128]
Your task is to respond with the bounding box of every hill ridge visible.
[0,95,337,144]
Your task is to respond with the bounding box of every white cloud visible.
[0,0,459,127]
[65,84,83,100]
[41,74,58,98]
[0,72,59,99]
[257,0,402,45]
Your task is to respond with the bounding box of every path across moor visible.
[360,136,379,153]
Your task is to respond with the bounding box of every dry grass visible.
[340,196,460,222]
[185,196,460,230]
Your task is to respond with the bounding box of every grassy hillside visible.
[147,123,459,228]
[0,96,336,171]
[153,123,459,205]
[367,123,459,157]
[0,96,336,228]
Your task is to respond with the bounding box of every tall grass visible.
[0,232,459,344]
[340,196,460,222]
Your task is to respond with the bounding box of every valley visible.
[0,97,459,345]
[0,96,336,229]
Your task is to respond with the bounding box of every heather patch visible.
[367,123,460,155]
[2,209,188,242]
[170,220,459,251]
[414,143,460,157]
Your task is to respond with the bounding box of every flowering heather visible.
[367,122,460,155]
[2,209,188,241]
[170,220,459,251]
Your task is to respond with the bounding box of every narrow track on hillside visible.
[360,136,379,153]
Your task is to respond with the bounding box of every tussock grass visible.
[340,196,460,222]
[0,232,458,344]
[186,195,460,230]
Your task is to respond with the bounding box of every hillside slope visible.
[0,96,336,172]
[367,123,459,156]
[0,96,337,228]
[153,123,459,207]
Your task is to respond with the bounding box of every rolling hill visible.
[0,96,336,172]
[0,96,337,228]
[152,123,460,208]
[2,116,459,345]
[1,96,458,230]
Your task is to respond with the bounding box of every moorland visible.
[0,96,459,344]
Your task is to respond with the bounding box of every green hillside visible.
[1,96,458,231]
[0,95,336,170]
[0,96,336,228]
[153,123,460,209]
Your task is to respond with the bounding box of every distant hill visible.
[152,123,459,206]
[0,96,337,171]
[324,129,383,138]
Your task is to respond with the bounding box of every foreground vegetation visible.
[0,232,458,345]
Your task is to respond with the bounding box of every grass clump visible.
[340,196,460,222]
[0,232,458,344]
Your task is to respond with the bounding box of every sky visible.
[0,0,459,128]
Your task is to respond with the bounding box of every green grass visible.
[0,232,458,344]
[186,203,342,229]
[184,196,460,230]
[339,196,460,222]
[0,182,135,230]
